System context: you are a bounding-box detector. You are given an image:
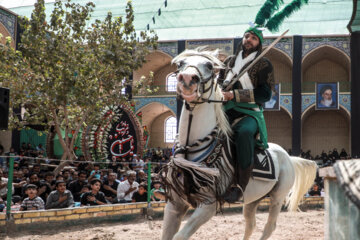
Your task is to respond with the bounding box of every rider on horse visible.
[219,26,275,200]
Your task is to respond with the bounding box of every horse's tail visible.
[286,156,318,211]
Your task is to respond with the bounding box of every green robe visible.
[219,47,274,170]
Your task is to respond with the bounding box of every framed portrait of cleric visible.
[264,83,280,111]
[316,82,339,110]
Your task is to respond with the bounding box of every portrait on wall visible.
[316,82,339,110]
[264,83,280,111]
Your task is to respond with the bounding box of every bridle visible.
[176,63,226,159]
[177,64,226,109]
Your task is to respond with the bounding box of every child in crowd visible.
[132,184,148,203]
[20,184,44,211]
[2,195,22,212]
[80,179,106,206]
[150,180,164,201]
[89,164,101,180]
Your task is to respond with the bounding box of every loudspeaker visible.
[0,87,10,130]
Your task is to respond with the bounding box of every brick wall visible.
[0,197,324,233]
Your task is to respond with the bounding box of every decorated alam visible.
[0,0,359,239]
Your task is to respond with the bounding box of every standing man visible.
[219,27,274,200]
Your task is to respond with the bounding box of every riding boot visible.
[223,165,253,203]
[237,165,253,194]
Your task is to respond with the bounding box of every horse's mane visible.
[173,48,232,138]
[214,83,233,138]
[172,47,224,69]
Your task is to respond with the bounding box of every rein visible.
[179,65,225,159]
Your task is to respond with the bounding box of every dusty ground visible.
[4,210,324,240]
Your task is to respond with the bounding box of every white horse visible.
[160,48,317,240]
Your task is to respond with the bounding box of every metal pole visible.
[147,161,151,203]
[6,157,14,220]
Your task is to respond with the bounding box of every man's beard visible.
[323,99,333,107]
[242,44,260,56]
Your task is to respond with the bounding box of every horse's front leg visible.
[161,201,189,240]
[173,202,216,240]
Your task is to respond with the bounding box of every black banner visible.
[106,107,137,159]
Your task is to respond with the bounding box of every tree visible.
[0,0,157,173]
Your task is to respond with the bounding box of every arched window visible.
[166,73,177,92]
[165,116,177,143]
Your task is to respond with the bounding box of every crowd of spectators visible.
[1,142,351,212]
[288,148,351,167]
[287,147,352,198]
[0,143,170,212]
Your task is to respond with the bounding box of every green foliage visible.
[0,0,157,159]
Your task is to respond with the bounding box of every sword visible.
[224,29,289,91]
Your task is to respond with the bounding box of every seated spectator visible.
[79,185,90,200]
[27,143,35,157]
[0,145,5,168]
[150,181,164,201]
[20,184,44,211]
[62,169,72,185]
[44,172,56,190]
[309,184,321,196]
[80,179,106,206]
[2,195,22,212]
[136,170,147,184]
[117,171,138,203]
[68,171,88,202]
[6,147,18,164]
[56,175,64,181]
[24,173,51,202]
[46,180,74,209]
[29,164,42,177]
[13,171,27,196]
[101,172,119,203]
[13,162,20,171]
[0,197,4,212]
[1,169,26,200]
[109,156,121,173]
[339,148,348,159]
[71,171,78,182]
[36,144,45,156]
[133,155,145,172]
[132,184,147,203]
[21,167,30,178]
[88,163,101,180]
[76,155,89,173]
[332,148,340,160]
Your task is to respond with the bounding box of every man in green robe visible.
[219,28,275,200]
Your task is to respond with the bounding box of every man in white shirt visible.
[0,169,26,199]
[117,171,139,203]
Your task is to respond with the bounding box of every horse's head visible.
[172,48,224,103]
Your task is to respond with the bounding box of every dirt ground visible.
[4,210,324,240]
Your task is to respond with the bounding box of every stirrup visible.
[223,184,244,203]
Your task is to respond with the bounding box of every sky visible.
[0,0,55,9]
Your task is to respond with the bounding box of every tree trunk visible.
[53,143,76,176]
[52,111,88,176]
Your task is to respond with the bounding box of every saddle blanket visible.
[334,159,360,210]
[252,149,277,181]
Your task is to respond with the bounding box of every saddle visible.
[252,148,277,181]
[223,143,278,203]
